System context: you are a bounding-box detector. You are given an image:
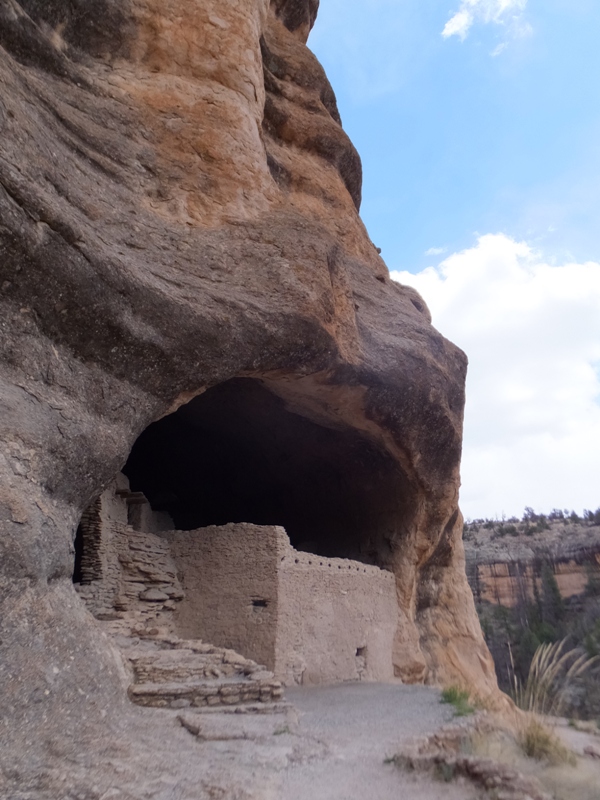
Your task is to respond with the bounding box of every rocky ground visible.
[282,683,481,800]
[5,681,483,800]
[12,676,600,800]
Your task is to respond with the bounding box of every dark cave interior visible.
[122,378,412,564]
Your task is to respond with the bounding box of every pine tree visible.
[540,561,564,632]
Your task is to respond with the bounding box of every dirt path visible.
[280,683,480,800]
[8,682,486,799]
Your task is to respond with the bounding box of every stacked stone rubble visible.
[122,635,284,710]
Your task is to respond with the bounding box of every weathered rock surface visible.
[464,521,600,607]
[0,0,497,793]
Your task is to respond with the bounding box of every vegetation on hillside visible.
[510,638,598,717]
[464,506,600,540]
[466,507,600,720]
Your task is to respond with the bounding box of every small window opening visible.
[72,498,102,584]
[73,523,84,583]
[252,599,268,608]
[356,646,367,658]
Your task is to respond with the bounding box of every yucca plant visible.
[509,638,598,716]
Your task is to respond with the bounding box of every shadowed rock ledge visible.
[0,0,498,792]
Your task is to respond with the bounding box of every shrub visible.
[523,506,539,523]
[518,717,575,765]
[540,562,564,628]
[583,508,600,525]
[584,567,600,597]
[440,686,475,717]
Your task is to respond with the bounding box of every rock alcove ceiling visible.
[123,376,413,563]
[0,0,500,792]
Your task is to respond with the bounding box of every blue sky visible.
[309,1,600,518]
[310,0,600,274]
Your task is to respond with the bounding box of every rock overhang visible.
[0,0,501,789]
[123,376,415,564]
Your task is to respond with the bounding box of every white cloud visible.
[391,234,600,519]
[490,42,508,56]
[442,0,529,41]
[425,246,448,256]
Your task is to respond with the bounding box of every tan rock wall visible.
[0,1,500,780]
[473,560,596,607]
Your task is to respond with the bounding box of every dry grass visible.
[538,761,600,800]
[517,716,576,765]
[510,639,598,716]
[473,725,600,800]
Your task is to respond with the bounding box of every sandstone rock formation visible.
[465,520,600,607]
[0,0,497,792]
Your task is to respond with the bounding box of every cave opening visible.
[122,378,411,565]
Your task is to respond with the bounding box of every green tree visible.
[540,562,564,630]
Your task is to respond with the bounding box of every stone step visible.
[180,701,293,716]
[128,651,270,683]
[128,677,284,709]
[100,622,286,714]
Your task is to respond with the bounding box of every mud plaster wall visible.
[276,548,398,685]
[165,523,398,685]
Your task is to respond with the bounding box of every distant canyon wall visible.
[465,523,600,607]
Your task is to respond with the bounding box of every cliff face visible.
[0,0,497,788]
[465,521,600,607]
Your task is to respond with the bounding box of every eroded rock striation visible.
[465,520,600,607]
[0,0,497,791]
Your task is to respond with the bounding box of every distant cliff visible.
[464,513,600,717]
[464,516,600,607]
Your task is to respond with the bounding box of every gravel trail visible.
[281,683,480,800]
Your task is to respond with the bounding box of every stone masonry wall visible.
[165,523,398,685]
[76,487,399,685]
[165,524,280,671]
[75,477,129,617]
[75,478,183,625]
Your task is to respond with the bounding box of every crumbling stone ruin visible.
[0,0,499,793]
[75,475,398,687]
